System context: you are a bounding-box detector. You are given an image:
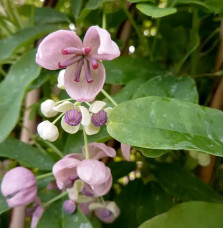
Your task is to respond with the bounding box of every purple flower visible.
[1,167,37,207]
[36,26,120,102]
[63,200,76,214]
[31,205,44,228]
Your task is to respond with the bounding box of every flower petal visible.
[91,175,112,196]
[89,101,107,113]
[84,122,100,136]
[64,62,105,102]
[31,205,44,228]
[36,30,82,70]
[79,202,91,215]
[83,143,116,160]
[83,26,120,61]
[121,143,131,161]
[61,116,80,134]
[53,101,75,112]
[79,106,91,126]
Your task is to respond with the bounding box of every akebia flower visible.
[1,167,37,207]
[36,26,120,102]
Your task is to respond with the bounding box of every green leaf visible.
[136,4,177,18]
[0,138,54,170]
[35,7,69,24]
[107,96,223,156]
[85,0,111,9]
[104,57,166,85]
[132,75,198,104]
[153,163,223,202]
[37,199,92,228]
[109,180,173,228]
[0,50,41,143]
[136,147,170,157]
[139,201,223,228]
[64,127,111,154]
[71,0,83,18]
[0,25,57,62]
[0,181,10,215]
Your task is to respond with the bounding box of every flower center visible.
[91,110,107,127]
[58,46,99,83]
[64,109,82,126]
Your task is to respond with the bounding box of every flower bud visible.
[1,167,37,207]
[63,200,76,214]
[197,153,211,167]
[37,120,59,142]
[57,69,65,89]
[91,110,107,127]
[40,99,58,117]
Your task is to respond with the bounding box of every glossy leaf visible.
[104,57,166,84]
[37,199,92,228]
[0,138,54,170]
[0,50,41,143]
[139,201,223,228]
[109,180,173,228]
[0,25,57,62]
[132,75,198,103]
[137,147,170,158]
[136,4,177,18]
[107,96,223,156]
[153,163,223,202]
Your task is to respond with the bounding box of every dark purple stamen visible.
[64,109,82,126]
[91,110,107,127]
[74,59,84,82]
[84,59,93,83]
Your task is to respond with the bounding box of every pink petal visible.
[36,30,82,70]
[1,167,36,197]
[63,200,76,214]
[31,205,44,228]
[91,175,112,196]
[7,185,37,207]
[52,157,80,189]
[83,143,116,160]
[79,202,91,215]
[83,26,120,61]
[64,61,105,102]
[95,207,115,223]
[121,143,131,161]
[77,160,111,186]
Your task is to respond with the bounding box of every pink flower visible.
[31,205,44,228]
[1,167,37,207]
[36,26,120,102]
[121,143,131,161]
[63,200,76,214]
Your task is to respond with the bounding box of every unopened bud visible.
[63,200,76,214]
[41,99,58,117]
[37,120,59,142]
[197,153,211,167]
[57,69,65,89]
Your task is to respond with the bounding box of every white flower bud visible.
[41,99,58,117]
[57,69,65,89]
[197,153,211,167]
[37,120,59,142]
[189,150,199,159]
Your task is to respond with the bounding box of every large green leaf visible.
[0,181,10,215]
[71,0,83,18]
[132,75,198,104]
[107,96,223,156]
[108,180,173,228]
[153,163,223,202]
[104,57,166,85]
[0,25,57,62]
[0,138,54,170]
[136,4,177,18]
[0,50,41,143]
[37,199,92,228]
[139,201,223,228]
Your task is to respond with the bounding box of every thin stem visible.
[41,140,63,158]
[118,0,145,44]
[32,140,47,154]
[85,102,91,107]
[55,98,74,104]
[83,129,89,159]
[101,89,118,106]
[52,112,65,124]
[150,19,160,61]
[43,192,67,208]
[100,196,105,205]
[102,11,106,30]
[36,172,53,180]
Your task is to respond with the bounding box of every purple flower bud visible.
[95,208,114,223]
[1,167,37,207]
[91,110,107,127]
[64,109,82,126]
[63,200,76,214]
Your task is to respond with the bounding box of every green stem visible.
[55,98,74,104]
[118,0,145,44]
[85,102,91,107]
[36,172,53,180]
[83,129,89,159]
[101,89,118,107]
[102,11,106,30]
[150,19,160,61]
[32,139,47,155]
[52,112,65,124]
[41,140,63,158]
[44,192,67,208]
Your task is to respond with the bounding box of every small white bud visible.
[189,150,199,159]
[197,153,211,167]
[57,69,65,89]
[37,120,59,142]
[41,99,58,117]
